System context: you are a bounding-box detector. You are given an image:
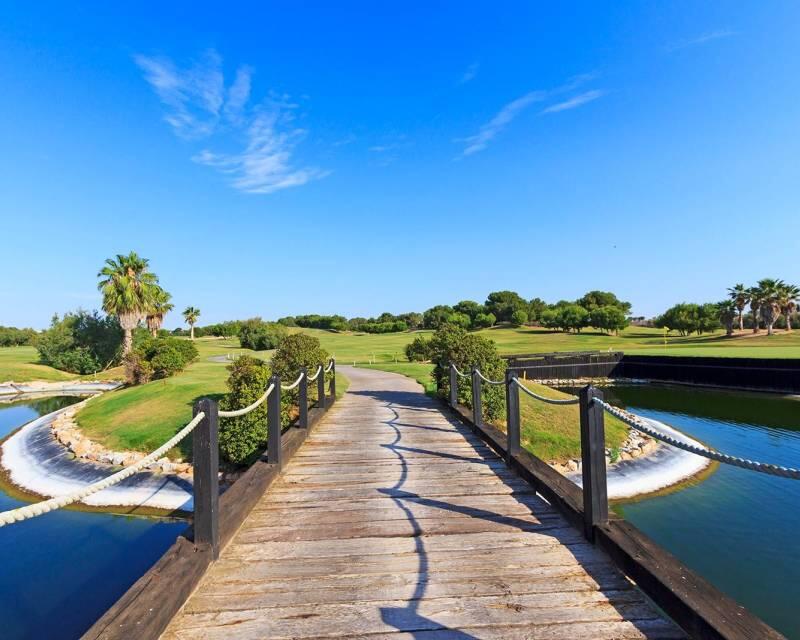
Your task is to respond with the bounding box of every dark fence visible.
[505,351,623,380]
[506,351,800,393]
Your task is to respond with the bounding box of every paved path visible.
[163,367,683,639]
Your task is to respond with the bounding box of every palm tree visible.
[727,283,749,332]
[717,300,737,337]
[146,287,174,337]
[98,252,159,355]
[183,306,200,340]
[748,285,764,334]
[757,278,784,336]
[777,282,800,332]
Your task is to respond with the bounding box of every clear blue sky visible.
[2,2,799,329]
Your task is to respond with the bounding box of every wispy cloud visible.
[136,49,325,195]
[458,91,547,156]
[457,74,604,156]
[541,90,606,114]
[458,62,479,85]
[667,28,738,52]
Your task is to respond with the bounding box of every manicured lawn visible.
[0,346,78,382]
[359,361,627,463]
[77,338,346,457]
[302,326,800,361]
[515,380,627,463]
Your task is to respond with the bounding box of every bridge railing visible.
[447,362,793,639]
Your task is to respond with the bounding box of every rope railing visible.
[281,373,305,391]
[307,365,323,382]
[324,360,335,373]
[0,412,206,527]
[218,384,275,418]
[593,398,800,480]
[475,370,505,386]
[452,364,471,379]
[512,378,580,405]
[449,360,798,481]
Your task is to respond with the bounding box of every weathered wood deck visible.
[163,367,683,639]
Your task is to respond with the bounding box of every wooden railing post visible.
[449,364,458,408]
[579,385,608,541]
[192,398,219,559]
[505,369,521,462]
[298,367,308,429]
[317,365,326,410]
[268,375,282,467]
[329,360,336,401]
[471,367,482,426]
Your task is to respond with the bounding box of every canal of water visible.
[595,383,800,640]
[0,396,185,640]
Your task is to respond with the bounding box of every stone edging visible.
[50,398,192,476]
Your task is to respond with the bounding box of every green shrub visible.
[218,356,272,464]
[271,333,330,400]
[429,324,506,420]
[405,335,432,362]
[446,312,471,329]
[472,312,496,329]
[37,311,123,374]
[124,336,197,384]
[510,309,529,326]
[238,318,288,350]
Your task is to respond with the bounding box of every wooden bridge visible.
[85,366,785,640]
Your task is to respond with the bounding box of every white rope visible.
[475,369,505,386]
[0,412,206,527]
[306,365,323,382]
[513,378,580,405]
[218,383,275,418]
[281,372,304,391]
[594,398,800,480]
[452,364,471,379]
[324,359,335,373]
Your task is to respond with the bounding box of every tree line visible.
[656,279,800,337]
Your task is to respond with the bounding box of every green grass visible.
[0,346,84,382]
[300,325,800,361]
[359,361,627,463]
[77,338,347,457]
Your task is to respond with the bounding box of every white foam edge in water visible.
[1,403,192,512]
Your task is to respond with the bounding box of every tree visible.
[589,306,629,335]
[97,252,159,355]
[37,310,123,374]
[446,312,472,329]
[776,282,800,332]
[717,300,737,337]
[748,285,764,333]
[453,300,484,322]
[558,305,590,332]
[510,309,528,326]
[422,305,454,330]
[485,291,527,323]
[146,287,174,337]
[577,291,632,315]
[655,303,700,336]
[472,312,496,329]
[756,279,783,336]
[183,306,201,340]
[405,335,432,362]
[727,284,749,332]
[528,298,547,323]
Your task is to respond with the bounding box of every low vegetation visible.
[37,311,123,375]
[124,334,198,384]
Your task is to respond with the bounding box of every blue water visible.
[601,384,800,639]
[0,397,186,640]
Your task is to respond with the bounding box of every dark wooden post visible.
[449,364,458,408]
[317,365,326,410]
[471,367,482,426]
[192,398,219,559]
[505,369,521,462]
[579,385,608,541]
[329,360,336,401]
[298,367,308,429]
[268,375,282,467]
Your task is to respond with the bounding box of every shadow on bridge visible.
[349,387,666,639]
